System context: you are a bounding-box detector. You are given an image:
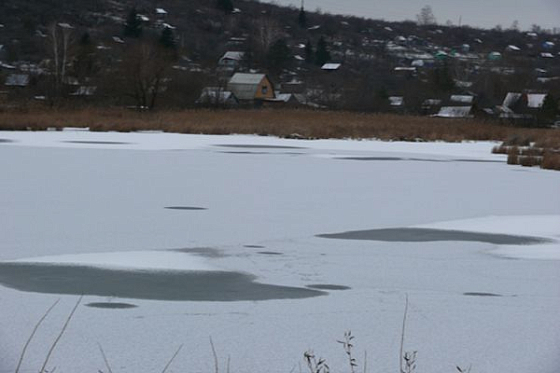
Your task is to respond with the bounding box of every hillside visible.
[0,0,559,123]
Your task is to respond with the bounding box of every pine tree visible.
[315,36,330,66]
[217,0,234,14]
[298,6,307,28]
[159,27,176,49]
[304,39,314,63]
[124,8,142,38]
[266,39,291,71]
[541,94,558,121]
[80,32,91,46]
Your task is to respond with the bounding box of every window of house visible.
[261,85,268,95]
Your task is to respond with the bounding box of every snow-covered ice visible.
[8,250,217,271]
[0,130,559,373]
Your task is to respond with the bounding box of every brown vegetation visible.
[2,107,560,171]
[542,151,560,171]
[2,108,560,144]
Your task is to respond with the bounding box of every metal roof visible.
[220,51,245,62]
[450,95,474,104]
[229,73,266,85]
[527,94,547,109]
[321,63,341,70]
[502,93,522,108]
[435,106,473,118]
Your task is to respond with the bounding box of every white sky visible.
[265,0,560,30]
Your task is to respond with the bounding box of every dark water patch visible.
[306,284,351,290]
[85,302,138,309]
[0,263,325,301]
[317,228,550,245]
[218,151,270,155]
[257,251,283,256]
[408,158,449,162]
[0,139,15,143]
[337,156,447,163]
[338,156,405,161]
[63,140,131,145]
[165,206,207,211]
[452,159,504,163]
[244,245,265,249]
[219,151,304,155]
[215,144,305,149]
[463,292,502,297]
[170,248,223,258]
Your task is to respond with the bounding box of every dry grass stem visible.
[15,299,60,373]
[97,343,113,373]
[161,344,184,373]
[39,296,82,373]
[210,337,219,373]
[337,331,357,373]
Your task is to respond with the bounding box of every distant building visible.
[435,106,473,118]
[197,87,239,107]
[264,93,306,108]
[218,51,245,71]
[450,95,475,104]
[388,96,405,108]
[497,92,549,124]
[5,74,30,87]
[321,63,341,71]
[70,86,97,96]
[227,73,275,102]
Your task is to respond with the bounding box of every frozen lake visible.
[0,131,559,373]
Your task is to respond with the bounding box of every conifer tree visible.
[266,39,290,71]
[298,6,307,28]
[217,0,234,14]
[304,39,314,63]
[124,8,142,38]
[315,36,330,66]
[541,93,558,122]
[159,26,176,49]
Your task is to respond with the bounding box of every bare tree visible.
[255,17,281,55]
[120,42,172,109]
[46,22,75,93]
[416,5,437,26]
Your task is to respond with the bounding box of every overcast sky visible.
[264,0,560,30]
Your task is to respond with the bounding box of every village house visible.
[218,51,245,72]
[434,106,473,118]
[263,93,306,108]
[4,74,30,87]
[497,92,550,124]
[227,73,275,103]
[196,87,239,107]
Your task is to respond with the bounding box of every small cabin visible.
[227,73,275,101]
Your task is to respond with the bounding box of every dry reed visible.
[1,108,559,145]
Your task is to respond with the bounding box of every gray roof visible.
[450,95,474,104]
[220,51,245,62]
[527,94,547,108]
[502,93,522,108]
[435,106,473,118]
[229,73,266,85]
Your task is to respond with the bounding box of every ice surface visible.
[10,250,217,271]
[0,131,559,373]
